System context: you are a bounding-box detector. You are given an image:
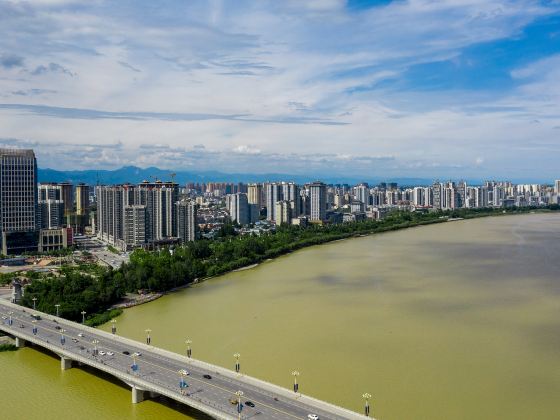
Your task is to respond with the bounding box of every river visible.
[1,213,560,420]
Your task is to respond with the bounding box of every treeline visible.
[21,205,559,322]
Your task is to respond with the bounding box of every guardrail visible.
[0,319,234,420]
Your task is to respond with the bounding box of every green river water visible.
[1,213,560,420]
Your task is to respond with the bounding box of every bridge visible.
[0,300,371,420]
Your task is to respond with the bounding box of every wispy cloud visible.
[0,1,558,179]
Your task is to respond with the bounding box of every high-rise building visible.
[96,185,128,244]
[38,199,64,229]
[0,148,39,255]
[355,183,370,206]
[136,181,179,241]
[275,200,292,225]
[227,193,249,225]
[555,180,560,196]
[59,182,73,215]
[124,205,147,248]
[265,182,282,221]
[247,183,263,208]
[175,199,197,242]
[309,181,327,222]
[76,183,90,216]
[39,183,62,201]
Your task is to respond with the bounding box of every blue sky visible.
[0,0,559,181]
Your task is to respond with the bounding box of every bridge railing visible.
[0,319,235,420]
[0,300,369,419]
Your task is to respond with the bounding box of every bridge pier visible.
[60,356,73,370]
[131,386,145,404]
[15,337,26,348]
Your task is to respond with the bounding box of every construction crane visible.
[170,172,176,183]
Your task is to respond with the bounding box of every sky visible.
[0,0,559,181]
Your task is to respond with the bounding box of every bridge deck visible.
[0,300,369,420]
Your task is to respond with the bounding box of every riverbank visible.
[20,206,559,325]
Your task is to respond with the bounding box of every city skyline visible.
[1,1,560,179]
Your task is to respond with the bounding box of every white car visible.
[133,352,142,357]
[179,369,190,376]
[106,351,114,356]
[99,351,106,356]
[308,415,319,420]
[78,333,85,337]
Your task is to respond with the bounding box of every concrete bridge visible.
[0,300,372,420]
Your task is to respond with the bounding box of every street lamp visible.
[233,353,240,373]
[81,311,86,324]
[32,319,38,335]
[8,311,13,326]
[145,328,152,345]
[55,304,60,317]
[179,370,188,392]
[60,329,66,345]
[292,370,300,393]
[235,390,244,420]
[92,339,99,356]
[111,319,117,335]
[32,297,37,310]
[362,393,372,417]
[131,354,138,372]
[185,339,192,358]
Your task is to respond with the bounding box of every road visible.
[0,300,368,420]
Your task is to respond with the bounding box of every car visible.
[1,316,6,320]
[308,415,319,420]
[133,352,142,357]
[179,369,190,376]
[123,351,130,355]
[203,374,212,380]
[106,351,114,356]
[19,323,25,328]
[245,401,255,408]
[78,333,84,337]
[55,325,61,330]
[99,351,106,356]
[71,338,79,343]
[229,397,238,405]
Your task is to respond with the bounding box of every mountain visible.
[37,165,438,186]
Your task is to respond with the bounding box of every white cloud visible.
[0,0,558,180]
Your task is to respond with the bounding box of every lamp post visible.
[234,353,240,373]
[179,370,188,391]
[131,354,138,372]
[111,319,117,335]
[292,370,300,393]
[32,297,37,310]
[60,329,66,345]
[185,339,192,358]
[81,311,86,324]
[92,339,99,356]
[235,390,244,420]
[32,319,38,335]
[55,304,60,317]
[145,328,152,345]
[363,393,372,417]
[8,311,13,326]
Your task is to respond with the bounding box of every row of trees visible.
[21,205,559,322]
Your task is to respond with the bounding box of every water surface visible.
[2,214,560,420]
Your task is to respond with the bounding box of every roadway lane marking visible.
[0,308,314,420]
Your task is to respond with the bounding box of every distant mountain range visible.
[37,165,438,186]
